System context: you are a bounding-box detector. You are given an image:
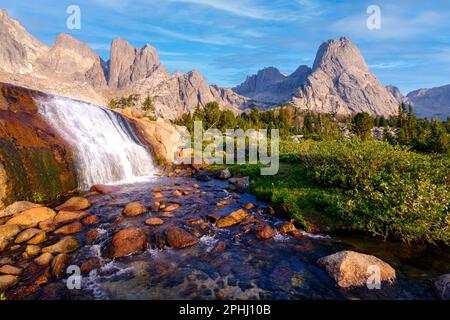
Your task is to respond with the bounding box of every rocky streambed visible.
[0,172,449,300]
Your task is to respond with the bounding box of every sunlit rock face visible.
[0,83,183,209]
[0,83,78,208]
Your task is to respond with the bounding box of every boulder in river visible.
[56,197,90,211]
[0,264,23,276]
[216,209,250,228]
[54,210,89,224]
[165,226,198,249]
[317,250,396,289]
[434,274,450,300]
[34,253,53,266]
[111,228,147,258]
[145,218,164,226]
[253,223,276,240]
[215,168,231,179]
[51,253,69,279]
[6,207,56,228]
[123,202,147,216]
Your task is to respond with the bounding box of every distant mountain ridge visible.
[234,37,400,117]
[0,9,249,119]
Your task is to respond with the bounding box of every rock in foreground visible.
[111,228,147,258]
[317,250,396,289]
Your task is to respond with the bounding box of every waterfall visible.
[37,96,156,189]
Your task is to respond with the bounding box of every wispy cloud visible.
[146,25,237,45]
[169,0,293,20]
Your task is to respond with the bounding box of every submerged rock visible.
[434,274,450,300]
[111,228,147,258]
[165,226,198,249]
[56,197,90,211]
[317,250,396,289]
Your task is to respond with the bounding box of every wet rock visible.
[51,253,69,279]
[153,192,164,199]
[192,184,200,189]
[317,250,396,289]
[27,231,47,245]
[24,245,41,258]
[163,204,180,212]
[290,229,306,240]
[42,236,79,254]
[38,219,58,232]
[111,228,147,258]
[196,171,211,182]
[82,215,98,225]
[211,241,227,254]
[253,223,276,240]
[56,197,90,211]
[151,202,160,212]
[434,274,450,300]
[206,214,221,223]
[216,200,233,207]
[123,202,147,216]
[0,239,8,252]
[0,264,23,276]
[0,275,19,292]
[54,222,83,235]
[114,216,125,223]
[80,258,101,274]
[34,253,53,266]
[14,228,42,243]
[6,207,56,228]
[228,177,250,190]
[279,221,296,235]
[86,229,100,243]
[243,202,255,210]
[159,212,175,218]
[90,184,120,194]
[216,209,250,228]
[0,201,42,219]
[54,210,89,224]
[186,218,204,225]
[165,226,198,249]
[145,218,164,226]
[173,190,182,197]
[216,168,231,179]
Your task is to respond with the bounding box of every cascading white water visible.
[37,96,156,190]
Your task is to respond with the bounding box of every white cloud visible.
[169,0,293,20]
[146,25,236,45]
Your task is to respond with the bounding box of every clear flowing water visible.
[37,96,156,189]
[23,177,449,300]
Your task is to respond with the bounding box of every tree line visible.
[174,101,449,154]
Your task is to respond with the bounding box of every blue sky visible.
[1,0,450,93]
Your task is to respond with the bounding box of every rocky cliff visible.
[234,37,400,117]
[406,85,450,120]
[0,9,249,119]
